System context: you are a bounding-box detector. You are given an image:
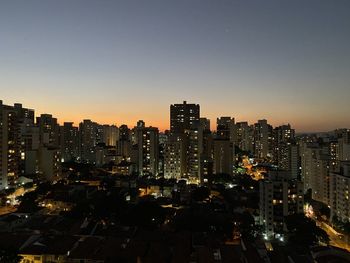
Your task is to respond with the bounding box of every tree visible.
[192,187,210,202]
[122,201,166,229]
[17,191,40,213]
[344,222,350,235]
[319,205,330,220]
[285,214,329,247]
[238,211,262,241]
[0,248,22,263]
[173,206,233,237]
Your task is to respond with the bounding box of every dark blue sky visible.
[1,0,349,131]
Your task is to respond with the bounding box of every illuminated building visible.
[158,132,168,176]
[103,124,119,146]
[272,124,299,179]
[95,143,118,167]
[0,101,20,189]
[20,122,40,175]
[185,123,202,182]
[330,161,350,222]
[79,119,99,163]
[60,122,79,162]
[300,141,331,205]
[213,138,233,175]
[136,122,159,177]
[36,114,59,148]
[165,101,200,180]
[116,124,131,160]
[164,135,186,179]
[38,146,60,181]
[259,172,304,240]
[216,116,236,144]
[253,119,270,159]
[236,121,253,153]
[213,117,236,175]
[200,117,210,132]
[170,101,199,134]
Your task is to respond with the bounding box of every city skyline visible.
[1,98,348,133]
[2,2,350,260]
[1,1,350,132]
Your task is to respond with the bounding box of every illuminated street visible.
[317,221,350,252]
[0,205,17,216]
[241,156,265,181]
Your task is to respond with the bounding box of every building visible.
[164,135,186,180]
[185,125,202,182]
[0,101,20,189]
[165,101,201,180]
[253,119,270,159]
[300,141,331,205]
[200,117,210,132]
[216,116,236,144]
[236,122,253,153]
[213,117,236,175]
[170,101,199,134]
[259,172,304,240]
[213,139,233,175]
[272,124,299,179]
[36,114,59,148]
[38,146,60,181]
[158,132,168,176]
[103,124,119,146]
[117,124,131,160]
[330,162,350,223]
[60,122,79,162]
[79,120,99,163]
[136,123,159,177]
[20,121,40,175]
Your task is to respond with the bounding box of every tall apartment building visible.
[297,130,350,209]
[38,146,61,181]
[0,101,37,188]
[136,123,159,176]
[236,122,253,153]
[35,114,61,180]
[184,120,213,183]
[164,134,187,180]
[335,129,350,162]
[79,120,98,163]
[170,101,199,134]
[103,125,119,146]
[200,124,213,182]
[300,141,332,205]
[200,117,211,132]
[117,125,131,160]
[0,102,20,189]
[20,121,40,175]
[259,172,304,240]
[216,117,236,143]
[253,119,270,159]
[214,117,236,175]
[213,139,233,175]
[185,129,200,180]
[36,114,59,147]
[273,124,299,179]
[158,132,168,176]
[60,122,79,162]
[330,162,350,223]
[165,101,200,180]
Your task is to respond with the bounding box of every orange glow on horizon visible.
[2,99,347,133]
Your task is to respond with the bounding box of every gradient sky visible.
[0,0,349,132]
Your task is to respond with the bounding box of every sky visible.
[0,0,349,132]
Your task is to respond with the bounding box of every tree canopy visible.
[285,214,329,247]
